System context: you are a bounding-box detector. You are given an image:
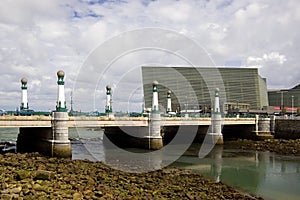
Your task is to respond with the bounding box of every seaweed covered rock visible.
[225,139,300,156]
[0,153,263,199]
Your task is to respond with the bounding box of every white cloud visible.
[148,1,192,22]
[0,0,299,110]
[263,52,287,64]
[247,52,287,65]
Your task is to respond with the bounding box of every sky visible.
[0,0,299,112]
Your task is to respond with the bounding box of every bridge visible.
[5,70,272,158]
[0,115,256,128]
[0,115,263,158]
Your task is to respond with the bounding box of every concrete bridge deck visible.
[0,115,256,128]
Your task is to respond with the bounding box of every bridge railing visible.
[0,115,256,128]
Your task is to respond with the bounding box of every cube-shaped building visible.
[142,66,268,114]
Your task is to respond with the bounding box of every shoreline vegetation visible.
[1,139,299,199]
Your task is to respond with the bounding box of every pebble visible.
[0,153,263,199]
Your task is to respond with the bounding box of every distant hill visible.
[292,84,300,90]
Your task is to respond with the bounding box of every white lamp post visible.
[277,91,287,115]
[292,95,294,119]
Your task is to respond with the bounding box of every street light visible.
[277,91,287,115]
[292,95,294,119]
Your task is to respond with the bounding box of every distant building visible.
[267,84,300,114]
[142,66,268,114]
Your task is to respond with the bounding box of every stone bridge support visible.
[17,70,71,158]
[17,112,71,158]
[253,115,274,140]
[147,81,163,149]
[147,112,163,149]
[207,88,223,145]
[50,112,71,157]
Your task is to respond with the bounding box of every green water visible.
[173,145,300,200]
[0,128,18,142]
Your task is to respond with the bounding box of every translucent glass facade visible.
[268,84,300,108]
[142,66,268,112]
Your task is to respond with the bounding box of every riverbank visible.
[0,153,262,200]
[225,139,300,156]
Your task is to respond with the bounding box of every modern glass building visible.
[141,66,268,114]
[268,84,300,110]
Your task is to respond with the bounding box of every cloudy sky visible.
[0,0,299,112]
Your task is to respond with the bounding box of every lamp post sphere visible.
[21,78,27,84]
[57,70,65,78]
[152,80,158,86]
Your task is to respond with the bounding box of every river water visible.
[1,127,300,200]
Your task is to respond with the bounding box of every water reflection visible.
[70,128,300,200]
[174,144,300,200]
[103,145,164,173]
[207,145,223,183]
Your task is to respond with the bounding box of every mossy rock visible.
[15,170,32,180]
[33,170,54,181]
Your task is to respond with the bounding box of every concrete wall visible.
[275,119,300,139]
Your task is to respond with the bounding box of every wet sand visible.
[0,153,262,200]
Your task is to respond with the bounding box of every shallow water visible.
[0,128,18,142]
[1,127,300,200]
[174,146,300,200]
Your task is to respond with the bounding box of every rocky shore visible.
[0,153,262,200]
[225,139,300,156]
[1,138,299,199]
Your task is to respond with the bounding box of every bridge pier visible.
[17,112,71,157]
[207,88,223,145]
[209,117,223,145]
[270,115,276,134]
[147,112,163,149]
[17,70,71,158]
[50,112,71,157]
[147,81,163,150]
[253,115,274,140]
